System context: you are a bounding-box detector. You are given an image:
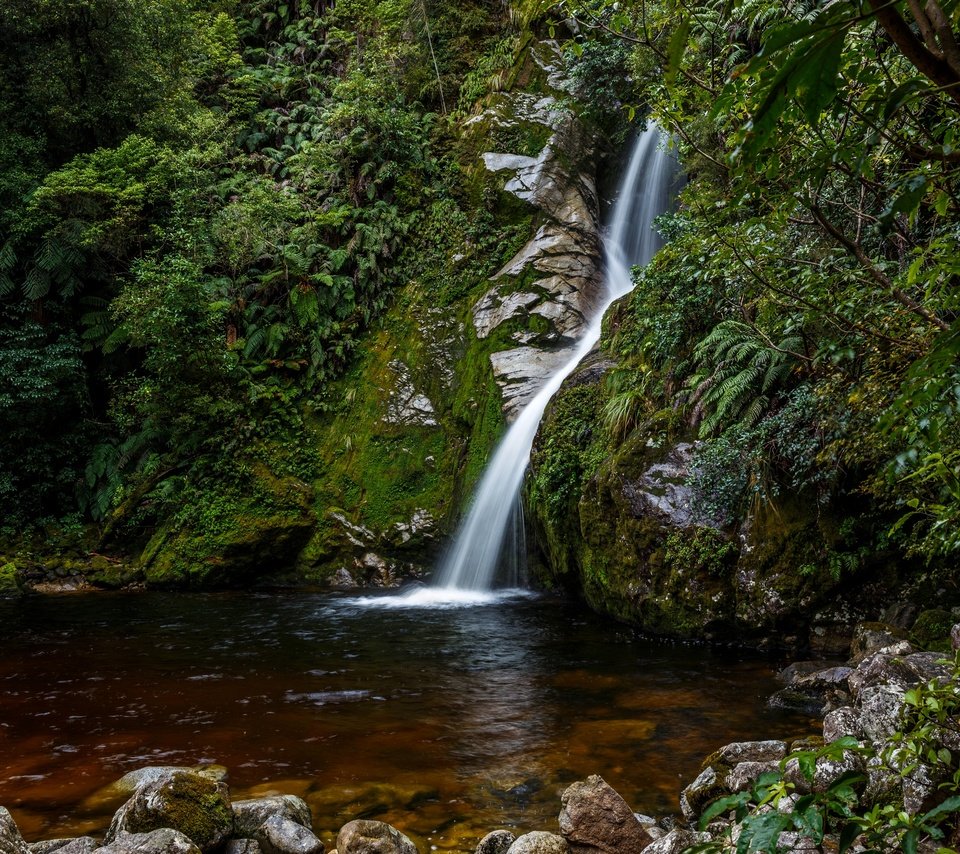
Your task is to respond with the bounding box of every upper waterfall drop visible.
[431,124,679,595]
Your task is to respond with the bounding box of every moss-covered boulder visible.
[140,464,315,588]
[0,562,23,597]
[105,770,234,852]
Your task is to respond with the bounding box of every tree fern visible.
[691,320,802,436]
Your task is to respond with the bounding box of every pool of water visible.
[0,589,814,850]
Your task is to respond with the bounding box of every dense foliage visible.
[0,0,508,539]
[557,0,960,565]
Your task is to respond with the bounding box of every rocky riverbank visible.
[3,622,957,854]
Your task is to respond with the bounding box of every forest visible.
[2,1,960,850]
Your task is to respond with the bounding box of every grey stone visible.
[822,707,863,742]
[382,360,436,427]
[475,831,516,854]
[233,797,312,837]
[952,623,960,651]
[850,622,907,662]
[99,830,201,854]
[0,810,28,854]
[680,767,723,822]
[253,816,323,854]
[224,843,262,854]
[640,831,711,854]
[558,775,653,853]
[29,840,97,854]
[725,761,780,793]
[783,750,864,795]
[505,833,568,854]
[336,820,414,854]
[715,740,787,765]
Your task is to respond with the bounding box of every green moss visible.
[0,562,23,596]
[911,608,956,651]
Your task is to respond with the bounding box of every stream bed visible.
[0,590,815,851]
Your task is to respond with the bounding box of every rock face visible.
[471,44,604,421]
[558,776,653,853]
[106,771,234,853]
[336,820,416,854]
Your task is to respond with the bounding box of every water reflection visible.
[0,592,814,850]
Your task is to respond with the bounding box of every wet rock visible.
[641,830,711,854]
[769,666,852,715]
[382,361,437,428]
[953,622,960,651]
[105,770,233,853]
[881,602,919,631]
[505,833,568,854]
[224,843,262,854]
[233,797,312,836]
[680,767,724,822]
[29,840,97,854]
[850,622,907,662]
[336,820,415,854]
[558,775,653,853]
[99,830,201,854]
[0,809,29,854]
[252,816,324,854]
[475,831,516,854]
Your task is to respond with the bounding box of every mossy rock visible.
[0,562,23,596]
[86,556,143,589]
[141,466,316,588]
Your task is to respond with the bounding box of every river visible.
[0,590,814,850]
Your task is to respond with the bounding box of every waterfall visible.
[430,124,678,596]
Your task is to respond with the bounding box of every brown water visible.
[0,590,813,850]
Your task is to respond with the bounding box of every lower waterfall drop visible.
[431,124,679,595]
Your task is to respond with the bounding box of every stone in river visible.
[476,831,516,854]
[0,809,29,854]
[29,840,97,854]
[336,820,416,854]
[253,816,324,854]
[105,770,233,853]
[225,843,263,854]
[233,797,312,836]
[505,833,569,854]
[558,776,653,853]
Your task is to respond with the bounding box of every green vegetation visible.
[541,0,960,579]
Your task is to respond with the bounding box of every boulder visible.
[475,831,516,854]
[783,749,864,795]
[711,740,786,765]
[252,816,324,854]
[952,622,960,651]
[225,843,262,854]
[336,820,415,854]
[769,666,853,715]
[725,762,780,794]
[850,622,907,662]
[822,707,863,742]
[29,840,97,854]
[505,833,568,854]
[640,831,711,854]
[679,767,724,822]
[0,809,28,854]
[233,797,312,836]
[105,770,234,852]
[558,776,653,853]
[99,830,201,854]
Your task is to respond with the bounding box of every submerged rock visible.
[558,776,653,853]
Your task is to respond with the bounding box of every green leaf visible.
[838,822,861,854]
[902,828,920,854]
[921,795,960,824]
[665,16,691,88]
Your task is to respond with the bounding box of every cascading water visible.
[422,124,679,597]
